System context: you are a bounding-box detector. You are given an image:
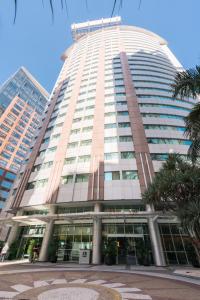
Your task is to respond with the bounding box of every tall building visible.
[0,67,49,210]
[3,18,197,265]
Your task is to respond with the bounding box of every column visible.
[148,217,166,266]
[92,203,102,264]
[39,206,56,262]
[6,209,23,247]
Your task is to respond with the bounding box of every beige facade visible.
[2,20,198,266]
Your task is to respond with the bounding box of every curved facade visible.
[4,21,197,266]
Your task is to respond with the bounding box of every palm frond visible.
[184,102,200,162]
[172,65,200,98]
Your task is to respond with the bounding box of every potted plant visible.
[48,237,58,263]
[136,239,150,266]
[103,239,117,265]
[27,239,36,262]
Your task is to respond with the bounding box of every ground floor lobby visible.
[10,219,198,266]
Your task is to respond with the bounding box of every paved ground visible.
[0,262,199,299]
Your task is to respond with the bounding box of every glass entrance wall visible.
[102,222,153,264]
[17,225,45,258]
[53,224,92,262]
[159,223,198,265]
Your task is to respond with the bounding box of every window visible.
[105,112,116,117]
[35,179,48,188]
[84,115,93,120]
[1,180,13,189]
[61,175,73,184]
[118,122,131,128]
[104,123,117,129]
[144,124,185,132]
[33,161,53,172]
[104,171,120,181]
[104,153,118,160]
[151,153,169,161]
[67,142,78,149]
[78,155,90,163]
[119,136,133,142]
[75,174,89,182]
[71,129,81,135]
[80,139,92,146]
[73,118,82,123]
[82,126,93,132]
[147,138,191,145]
[122,170,138,180]
[139,103,191,112]
[64,157,76,164]
[104,136,117,143]
[5,172,16,180]
[26,179,48,190]
[121,151,135,159]
[141,113,184,120]
[117,111,129,116]
[1,151,11,160]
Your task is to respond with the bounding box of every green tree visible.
[172,66,200,162]
[143,154,200,260]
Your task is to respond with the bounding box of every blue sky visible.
[0,0,199,93]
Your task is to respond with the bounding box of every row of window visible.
[61,170,139,184]
[137,94,195,106]
[139,103,191,112]
[27,169,139,190]
[147,138,191,145]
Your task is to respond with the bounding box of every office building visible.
[3,18,198,265]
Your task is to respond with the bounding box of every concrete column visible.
[148,217,166,266]
[6,210,23,247]
[92,203,102,264]
[39,206,56,262]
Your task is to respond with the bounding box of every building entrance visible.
[103,222,153,265]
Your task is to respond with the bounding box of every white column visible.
[92,203,102,264]
[6,210,23,247]
[148,217,166,266]
[39,206,56,262]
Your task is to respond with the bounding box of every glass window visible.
[78,155,90,163]
[104,123,117,129]
[80,139,92,146]
[104,136,117,143]
[67,142,78,149]
[147,138,191,145]
[122,170,138,180]
[61,175,73,184]
[117,111,129,116]
[82,126,93,132]
[104,152,118,160]
[75,174,89,183]
[121,151,135,159]
[65,157,76,164]
[119,136,133,142]
[5,172,16,180]
[1,180,13,189]
[104,171,120,181]
[70,129,81,135]
[118,122,131,128]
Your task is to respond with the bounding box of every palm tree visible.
[172,66,200,162]
[143,154,200,261]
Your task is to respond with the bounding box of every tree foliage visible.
[172,66,200,99]
[172,66,200,162]
[143,154,200,250]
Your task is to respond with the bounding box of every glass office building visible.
[0,67,49,210]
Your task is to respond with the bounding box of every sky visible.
[0,0,199,93]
